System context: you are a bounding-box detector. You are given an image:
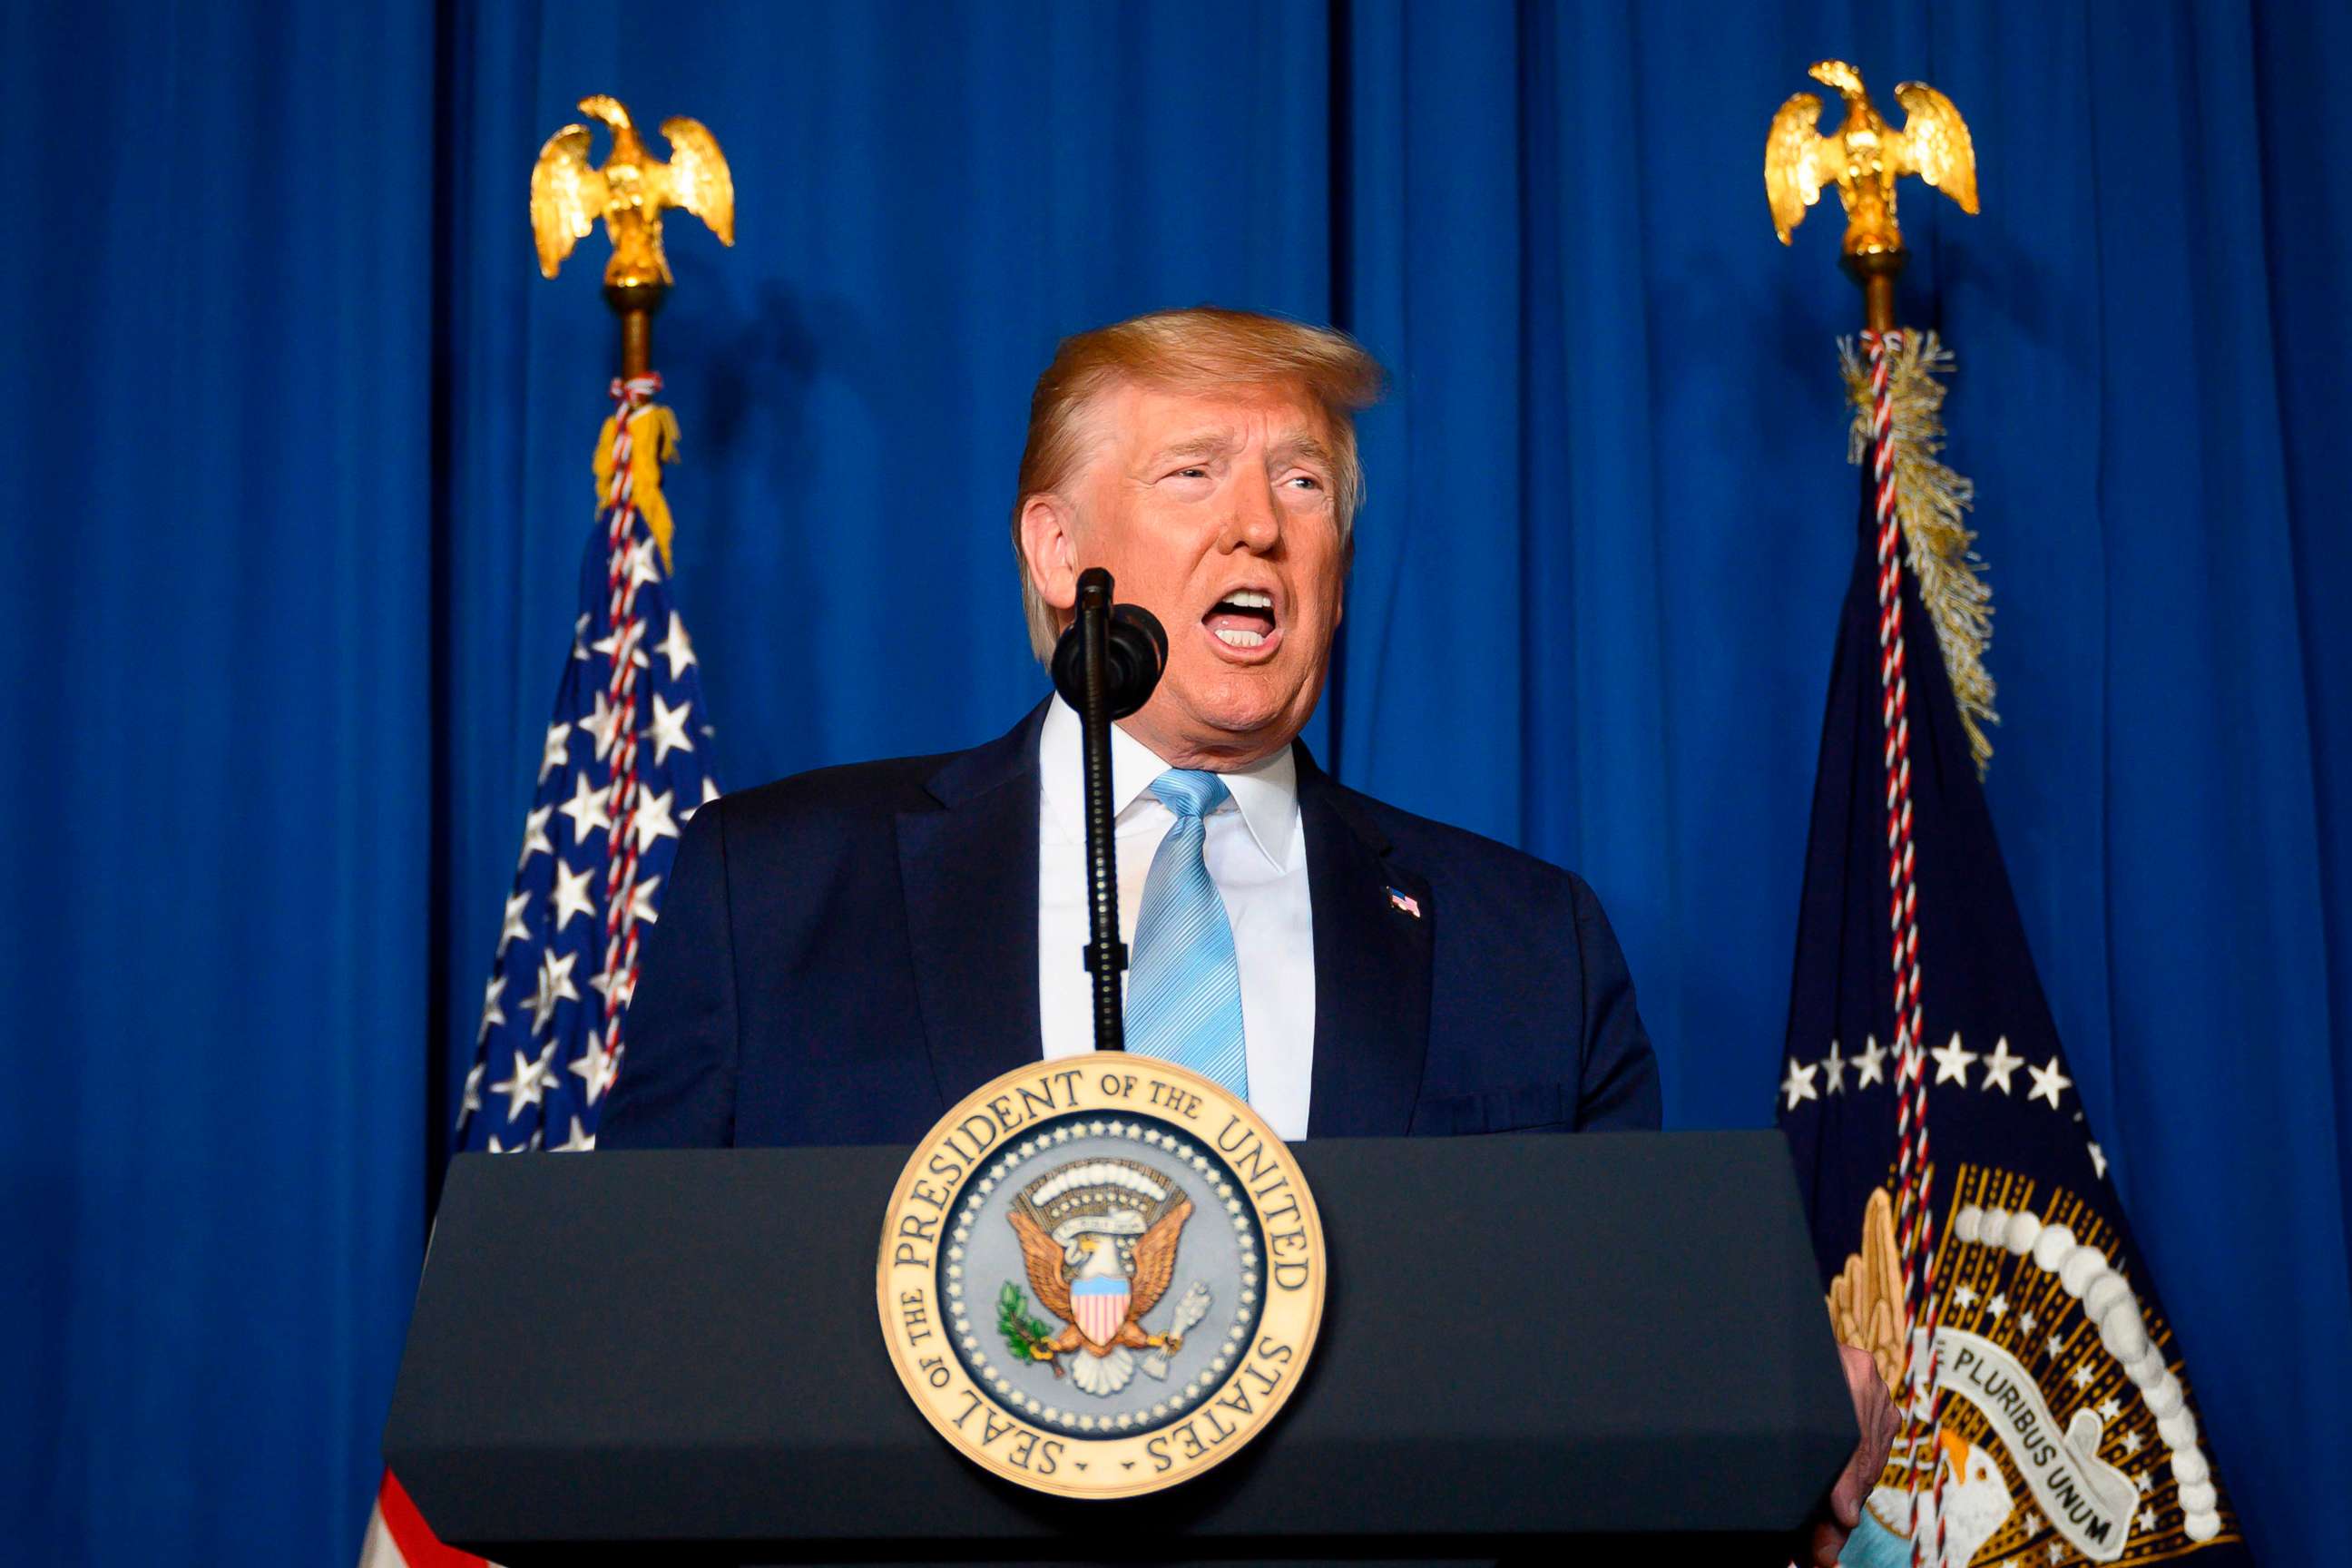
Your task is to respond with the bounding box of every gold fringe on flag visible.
[1840,332,1997,773]
[592,402,684,572]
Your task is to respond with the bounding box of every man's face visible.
[1024,380,1347,768]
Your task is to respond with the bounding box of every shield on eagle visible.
[1071,1275,1131,1348]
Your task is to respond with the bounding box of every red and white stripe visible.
[1075,1286,1130,1348]
[354,1470,491,1568]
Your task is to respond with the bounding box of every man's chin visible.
[1152,676,1316,758]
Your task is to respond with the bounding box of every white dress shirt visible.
[1037,696,1316,1138]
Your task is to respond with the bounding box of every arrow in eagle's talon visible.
[1142,1281,1213,1380]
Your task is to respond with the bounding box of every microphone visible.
[1050,578,1167,719]
[1049,569,1168,1053]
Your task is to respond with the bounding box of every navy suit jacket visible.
[602,701,1661,1148]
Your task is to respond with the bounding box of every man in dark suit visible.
[602,697,1658,1148]
[603,307,1890,1564]
[606,304,1656,1148]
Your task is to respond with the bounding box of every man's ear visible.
[1019,493,1082,616]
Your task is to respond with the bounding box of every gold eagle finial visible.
[530,94,735,289]
[1766,61,1977,260]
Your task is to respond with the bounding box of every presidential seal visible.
[1828,1175,2240,1567]
[877,1057,1325,1498]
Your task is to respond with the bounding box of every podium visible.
[384,1131,1853,1563]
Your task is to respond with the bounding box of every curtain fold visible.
[4,2,2342,1562]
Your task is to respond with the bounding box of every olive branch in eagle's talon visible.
[998,1282,1065,1377]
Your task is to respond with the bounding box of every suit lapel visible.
[897,703,1048,1111]
[1298,750,1433,1137]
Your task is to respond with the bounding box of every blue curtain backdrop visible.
[5,2,2345,1563]
[0,1,434,1561]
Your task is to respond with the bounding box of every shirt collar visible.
[1038,695,1298,871]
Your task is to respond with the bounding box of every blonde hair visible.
[1010,307,1385,660]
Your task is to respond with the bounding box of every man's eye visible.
[1286,475,1324,490]
[1169,467,1209,480]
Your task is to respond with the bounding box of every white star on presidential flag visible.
[1853,1034,1888,1088]
[551,1115,595,1152]
[549,858,597,935]
[460,1059,485,1118]
[1981,1034,2025,1093]
[497,890,532,956]
[2029,1054,2073,1110]
[515,804,554,868]
[657,612,698,679]
[1932,1031,1979,1086]
[559,769,614,845]
[540,720,574,782]
[631,785,681,853]
[647,693,695,766]
[2089,1142,2109,1180]
[1781,1056,1819,1110]
[478,976,508,1044]
[1821,1038,1847,1094]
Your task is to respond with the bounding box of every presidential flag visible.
[1779,335,2247,1568]
[358,373,720,1567]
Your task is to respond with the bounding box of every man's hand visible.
[1801,1341,1901,1568]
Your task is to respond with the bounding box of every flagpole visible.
[1768,61,1984,1568]
[606,279,665,381]
[1847,250,1900,338]
[360,95,738,1568]
[523,93,737,1089]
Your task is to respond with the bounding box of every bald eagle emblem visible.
[1764,60,1977,259]
[529,94,734,289]
[1003,1159,1203,1398]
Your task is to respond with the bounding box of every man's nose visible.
[1220,468,1283,554]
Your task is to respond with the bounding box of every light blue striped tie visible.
[1125,769,1248,1099]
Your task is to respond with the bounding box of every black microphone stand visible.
[1051,568,1168,1054]
[1073,571,1127,1052]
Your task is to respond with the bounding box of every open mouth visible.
[1202,588,1280,655]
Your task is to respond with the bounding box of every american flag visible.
[452,377,719,1158]
[361,383,720,1566]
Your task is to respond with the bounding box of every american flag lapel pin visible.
[1387,887,1422,919]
